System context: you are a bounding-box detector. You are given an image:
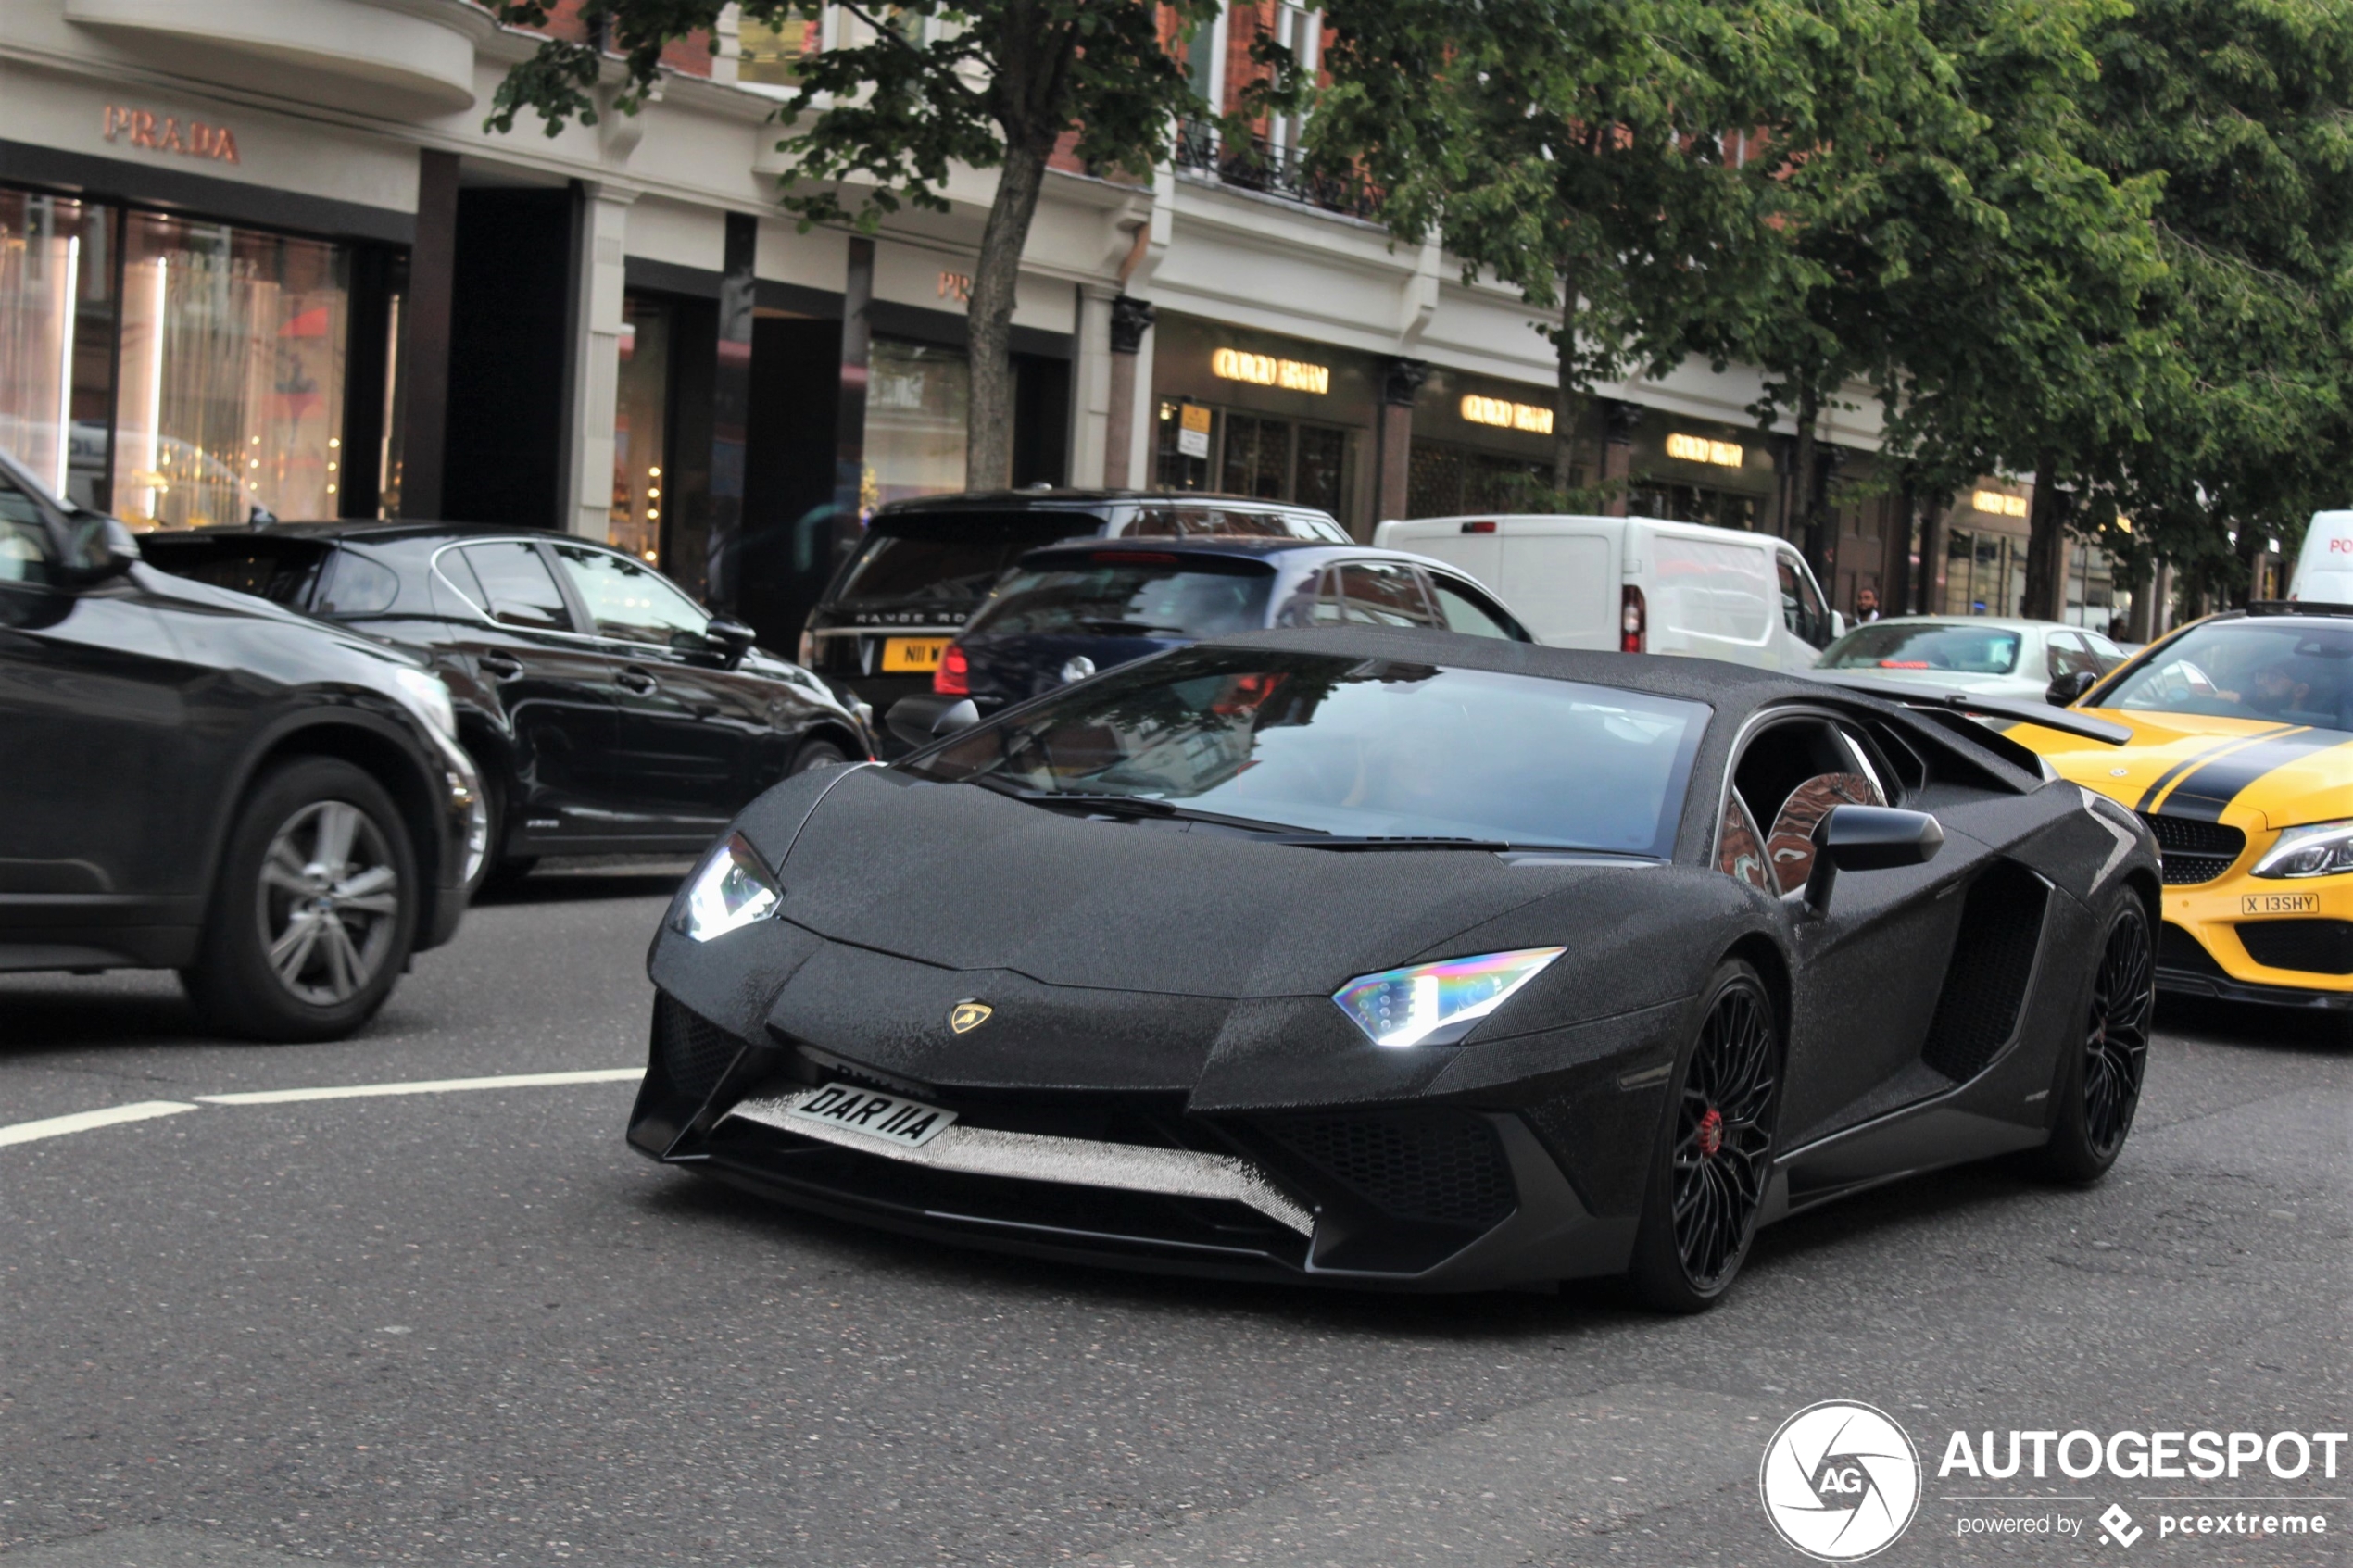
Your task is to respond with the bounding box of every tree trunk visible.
[2021,449,2067,621]
[1792,383,1819,571]
[964,137,1051,492]
[1551,277,1583,497]
[1914,495,1944,615]
[2122,548,2154,641]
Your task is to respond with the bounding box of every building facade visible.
[0,0,2136,648]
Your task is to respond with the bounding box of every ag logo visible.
[1759,1400,1921,1561]
[948,999,992,1035]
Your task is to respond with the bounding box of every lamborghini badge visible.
[949,1000,992,1034]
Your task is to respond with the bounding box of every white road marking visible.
[0,1070,643,1150]
[195,1068,643,1105]
[0,1100,198,1148]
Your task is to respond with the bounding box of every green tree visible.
[487,0,1224,491]
[2081,0,2353,612]
[1303,0,1841,503]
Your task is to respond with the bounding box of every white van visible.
[1372,513,1840,669]
[2288,511,2353,605]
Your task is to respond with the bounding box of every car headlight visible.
[675,833,783,941]
[2253,819,2353,879]
[391,666,458,741]
[1332,947,1566,1048]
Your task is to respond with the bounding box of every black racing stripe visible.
[2132,728,2290,813]
[2156,727,2347,822]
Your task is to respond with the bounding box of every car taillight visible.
[1620,585,1646,654]
[933,643,970,696]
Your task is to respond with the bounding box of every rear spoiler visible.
[1901,692,2133,747]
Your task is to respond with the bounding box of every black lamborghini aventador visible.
[629,627,2160,1310]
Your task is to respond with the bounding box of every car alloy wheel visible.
[2081,902,2154,1159]
[257,799,402,1006]
[1674,975,1779,1291]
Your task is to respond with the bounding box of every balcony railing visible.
[1172,119,1381,222]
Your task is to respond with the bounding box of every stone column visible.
[831,234,875,551]
[1374,356,1428,531]
[1102,295,1156,489]
[562,180,636,541]
[397,148,459,519]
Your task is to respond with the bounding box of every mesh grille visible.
[654,994,745,1102]
[2139,813,2245,886]
[2236,919,2353,975]
[2159,922,2228,977]
[1266,1111,1514,1228]
[1921,861,2049,1082]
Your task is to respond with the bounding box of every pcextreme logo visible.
[1760,1401,1923,1561]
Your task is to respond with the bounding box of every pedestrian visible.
[1855,585,1881,623]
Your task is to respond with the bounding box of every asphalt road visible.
[1,867,2347,1568]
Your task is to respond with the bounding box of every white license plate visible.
[786,1082,958,1148]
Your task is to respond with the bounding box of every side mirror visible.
[703,615,758,668]
[1804,805,1944,914]
[2045,669,2099,707]
[1828,609,1846,643]
[60,513,140,588]
[886,694,980,749]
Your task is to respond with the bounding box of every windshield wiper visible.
[1080,619,1189,635]
[964,775,1315,834]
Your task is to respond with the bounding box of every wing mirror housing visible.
[60,512,141,588]
[2045,668,2099,707]
[702,615,758,668]
[1805,805,1944,914]
[886,694,980,750]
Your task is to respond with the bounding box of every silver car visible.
[1808,616,2126,707]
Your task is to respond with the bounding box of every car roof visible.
[1837,615,2067,634]
[145,521,598,547]
[873,489,1328,518]
[1016,537,1460,571]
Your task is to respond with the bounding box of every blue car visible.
[934,537,1535,710]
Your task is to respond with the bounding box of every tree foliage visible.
[489,0,1223,491]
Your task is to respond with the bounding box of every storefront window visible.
[0,191,113,505]
[111,213,348,528]
[1629,481,1759,533]
[1944,527,2026,617]
[865,337,967,515]
[612,294,671,563]
[1408,441,1552,518]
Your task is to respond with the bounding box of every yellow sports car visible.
[2012,604,2353,1010]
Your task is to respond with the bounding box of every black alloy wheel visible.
[1629,960,1781,1311]
[2039,896,2155,1182]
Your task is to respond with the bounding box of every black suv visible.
[799,490,1350,741]
[0,454,478,1041]
[143,523,872,890]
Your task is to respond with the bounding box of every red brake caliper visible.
[1695,1106,1724,1159]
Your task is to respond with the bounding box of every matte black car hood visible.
[770,765,1618,999]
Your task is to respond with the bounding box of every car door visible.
[433,540,619,842]
[550,541,774,832]
[1772,547,1834,667]
[1722,711,1982,1147]
[0,469,195,909]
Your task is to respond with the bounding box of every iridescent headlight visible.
[675,833,782,941]
[1332,947,1566,1048]
[2253,818,2353,879]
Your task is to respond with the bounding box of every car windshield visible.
[1819,622,2023,674]
[904,646,1706,855]
[2106,619,2353,733]
[966,557,1275,638]
[832,513,1101,610]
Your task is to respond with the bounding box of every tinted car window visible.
[834,513,1101,610]
[2108,620,2353,732]
[556,543,708,646]
[1340,561,1437,627]
[909,647,1705,858]
[455,542,571,631]
[0,473,55,586]
[145,539,325,607]
[314,550,398,616]
[1126,506,1346,543]
[2046,631,2105,680]
[968,556,1275,638]
[1429,576,1526,640]
[1820,622,2023,674]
